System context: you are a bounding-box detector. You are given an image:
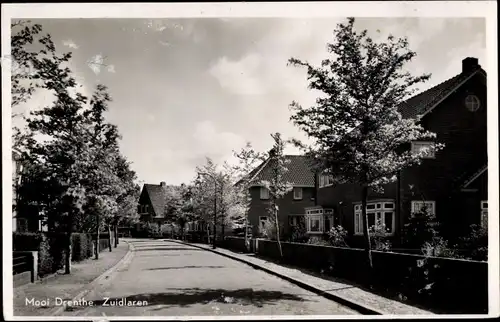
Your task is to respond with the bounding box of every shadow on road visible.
[132,247,203,252]
[145,265,225,271]
[91,288,310,309]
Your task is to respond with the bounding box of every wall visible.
[248,186,316,236]
[223,236,487,314]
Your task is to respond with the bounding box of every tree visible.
[232,143,267,248]
[260,133,294,258]
[288,18,444,272]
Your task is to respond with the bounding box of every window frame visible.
[480,200,488,229]
[411,200,436,216]
[260,187,270,200]
[411,141,436,159]
[465,94,481,112]
[354,201,396,236]
[306,214,323,233]
[318,173,334,188]
[293,187,303,200]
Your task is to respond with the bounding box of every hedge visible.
[13,232,111,277]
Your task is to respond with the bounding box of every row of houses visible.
[136,57,488,245]
[246,57,488,245]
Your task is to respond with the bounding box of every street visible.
[61,240,358,316]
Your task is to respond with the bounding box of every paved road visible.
[61,240,358,316]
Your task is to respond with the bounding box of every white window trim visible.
[293,187,303,200]
[411,200,436,216]
[318,173,334,188]
[306,214,323,233]
[480,200,488,229]
[354,201,396,236]
[260,187,270,200]
[411,141,436,159]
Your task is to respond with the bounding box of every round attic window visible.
[465,95,481,112]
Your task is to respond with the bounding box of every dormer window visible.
[465,95,480,112]
[319,172,334,188]
[411,141,436,159]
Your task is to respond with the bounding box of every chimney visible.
[462,57,479,73]
[160,181,166,187]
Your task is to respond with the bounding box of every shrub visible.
[307,236,330,246]
[71,233,93,262]
[369,220,392,251]
[402,205,440,249]
[13,232,43,251]
[327,225,349,247]
[456,224,487,261]
[288,219,308,243]
[421,236,460,258]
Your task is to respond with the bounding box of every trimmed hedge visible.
[13,232,112,277]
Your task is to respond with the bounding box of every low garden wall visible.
[13,232,111,278]
[223,236,488,314]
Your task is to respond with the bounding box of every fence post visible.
[31,251,38,283]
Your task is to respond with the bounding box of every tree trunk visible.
[107,224,112,252]
[95,214,100,260]
[65,212,72,274]
[65,231,72,274]
[244,215,250,252]
[361,185,374,284]
[275,211,283,258]
[114,222,118,248]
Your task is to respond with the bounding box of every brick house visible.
[12,149,45,233]
[137,181,169,226]
[245,155,317,237]
[314,57,487,246]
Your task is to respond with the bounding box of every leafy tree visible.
[260,133,294,258]
[232,142,267,246]
[288,18,444,271]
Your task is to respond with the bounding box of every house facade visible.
[313,57,487,245]
[12,149,45,233]
[137,181,169,226]
[246,155,317,237]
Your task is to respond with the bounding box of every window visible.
[354,201,396,235]
[17,218,28,232]
[260,187,270,200]
[259,216,268,230]
[411,200,436,216]
[319,173,334,188]
[293,187,303,200]
[465,95,481,112]
[411,141,436,159]
[145,205,149,213]
[288,215,304,227]
[481,200,488,229]
[324,215,333,232]
[307,215,322,233]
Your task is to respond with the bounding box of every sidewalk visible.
[13,240,130,316]
[172,240,434,316]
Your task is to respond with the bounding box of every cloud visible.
[107,64,116,73]
[191,120,245,165]
[62,39,79,49]
[87,54,105,74]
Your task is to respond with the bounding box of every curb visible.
[48,240,135,316]
[168,239,383,315]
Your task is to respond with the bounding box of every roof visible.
[461,165,488,189]
[143,184,168,217]
[249,155,316,187]
[398,67,485,119]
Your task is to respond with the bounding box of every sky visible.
[11,17,487,186]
